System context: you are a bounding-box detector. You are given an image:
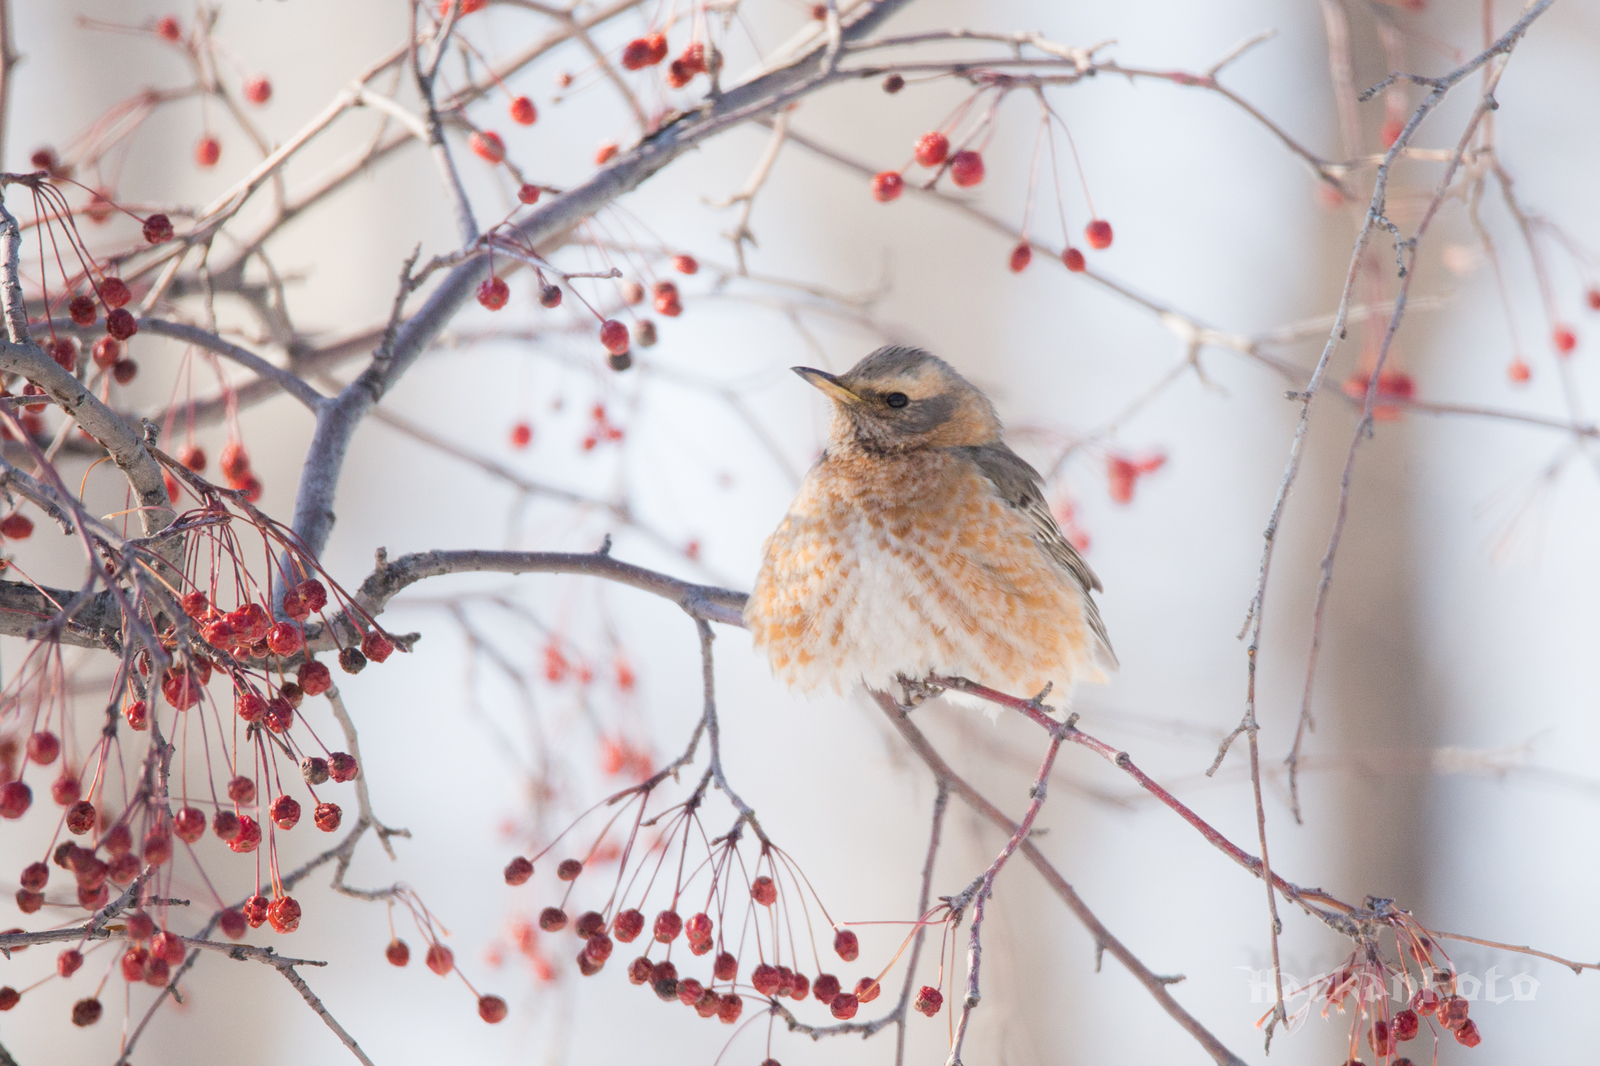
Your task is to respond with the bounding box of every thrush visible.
[746,345,1115,703]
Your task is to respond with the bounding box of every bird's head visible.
[793,346,1001,453]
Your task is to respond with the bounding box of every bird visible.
[745,345,1115,705]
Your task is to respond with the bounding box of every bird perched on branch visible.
[746,345,1115,704]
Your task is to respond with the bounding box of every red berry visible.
[1063,248,1088,272]
[914,132,949,168]
[361,630,395,663]
[71,997,101,1026]
[1587,288,1600,311]
[228,816,262,853]
[594,142,618,165]
[25,730,57,764]
[1380,117,1404,147]
[672,254,698,275]
[478,994,508,1023]
[685,912,713,944]
[244,75,272,105]
[226,775,256,805]
[298,579,328,612]
[313,802,342,832]
[1553,326,1577,354]
[653,909,683,943]
[667,58,694,89]
[870,171,904,203]
[625,956,653,984]
[585,933,613,962]
[1455,1019,1481,1047]
[621,38,656,70]
[99,277,131,308]
[1439,994,1470,1030]
[29,146,57,171]
[516,183,540,204]
[1507,358,1530,384]
[112,358,139,384]
[105,309,138,340]
[509,96,538,126]
[812,973,841,1004]
[833,928,858,961]
[68,294,97,326]
[1084,219,1113,250]
[717,993,742,1024]
[504,856,533,885]
[195,136,221,168]
[267,895,302,933]
[92,337,121,368]
[470,131,505,163]
[949,150,984,187]
[270,795,301,830]
[750,875,777,906]
[152,930,185,965]
[155,16,181,41]
[20,863,48,891]
[575,911,605,938]
[143,214,174,244]
[600,319,630,355]
[829,992,859,1020]
[57,948,84,978]
[477,276,510,310]
[51,775,81,806]
[1009,243,1032,272]
[174,806,206,842]
[298,661,332,695]
[855,976,880,1003]
[68,798,103,832]
[323,752,356,783]
[426,942,454,975]
[556,858,583,881]
[212,809,240,841]
[267,621,303,655]
[1392,1008,1419,1041]
[612,908,644,941]
[538,283,562,308]
[386,938,410,966]
[244,895,270,927]
[913,984,943,1016]
[509,421,533,448]
[219,909,247,939]
[538,906,568,932]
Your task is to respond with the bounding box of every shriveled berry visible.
[627,956,653,984]
[227,774,256,805]
[694,988,720,1016]
[578,950,604,976]
[833,929,858,961]
[229,816,262,853]
[913,984,943,1016]
[267,895,302,933]
[504,856,533,885]
[0,781,31,821]
[716,992,743,1023]
[174,806,206,842]
[855,976,880,1003]
[652,959,679,1000]
[1455,1019,1481,1047]
[339,647,368,674]
[750,875,777,906]
[100,277,131,308]
[478,994,507,1023]
[69,294,97,325]
[712,951,737,982]
[426,942,454,975]
[20,862,48,891]
[870,171,904,203]
[556,858,583,881]
[386,938,410,966]
[1084,219,1114,250]
[613,908,644,942]
[538,907,568,932]
[300,756,330,785]
[106,309,138,340]
[15,889,42,913]
[949,150,984,187]
[313,802,342,832]
[538,283,563,308]
[677,977,705,1006]
[195,136,221,167]
[66,799,97,833]
[478,276,510,310]
[26,730,59,764]
[685,912,713,944]
[1439,994,1469,1030]
[244,895,270,927]
[121,945,150,981]
[71,997,102,1026]
[143,214,174,244]
[1009,243,1032,272]
[751,963,781,997]
[575,910,605,938]
[270,795,301,830]
[297,580,327,612]
[1392,1008,1420,1041]
[361,630,395,663]
[470,131,506,163]
[653,909,683,943]
[790,971,810,1000]
[829,992,859,1020]
[298,660,332,695]
[58,948,84,978]
[584,933,613,962]
[328,752,359,782]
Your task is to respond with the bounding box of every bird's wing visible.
[962,443,1119,671]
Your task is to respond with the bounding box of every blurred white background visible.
[3,1,1599,1064]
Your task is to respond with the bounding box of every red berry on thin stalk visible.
[195,136,221,168]
[653,909,683,943]
[751,963,781,996]
[386,939,410,966]
[829,992,859,1020]
[143,214,173,244]
[855,976,880,1003]
[1392,1008,1420,1041]
[267,621,303,655]
[685,912,713,944]
[106,309,138,340]
[20,863,48,891]
[478,276,510,310]
[174,806,206,842]
[58,949,84,978]
[1009,243,1032,272]
[504,856,533,885]
[1084,219,1113,250]
[750,875,777,906]
[267,895,302,933]
[556,858,583,881]
[227,775,256,804]
[229,816,262,853]
[219,909,247,939]
[155,16,181,41]
[870,171,904,203]
[361,630,395,663]
[517,183,540,205]
[672,254,698,275]
[538,907,568,932]
[833,929,859,961]
[470,131,506,163]
[426,942,454,976]
[575,911,605,938]
[244,76,272,105]
[25,730,57,763]
[99,277,131,308]
[913,984,943,1016]
[510,96,537,125]
[539,283,562,308]
[1553,326,1577,355]
[1508,358,1530,383]
[914,132,949,168]
[949,150,984,187]
[613,908,644,942]
[812,973,841,1004]
[314,802,342,832]
[69,294,96,326]
[51,775,80,806]
[92,337,121,368]
[298,661,332,695]
[1455,1019,1482,1047]
[71,997,102,1026]
[212,809,241,840]
[478,995,508,1023]
[270,795,301,830]
[716,993,742,1023]
[600,319,630,355]
[112,358,139,384]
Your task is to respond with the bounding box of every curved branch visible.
[135,318,326,411]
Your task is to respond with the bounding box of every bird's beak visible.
[792,367,861,405]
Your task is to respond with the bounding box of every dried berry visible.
[539,283,563,308]
[173,806,206,842]
[57,948,84,978]
[627,956,653,985]
[855,976,880,1003]
[882,74,904,93]
[106,308,138,340]
[717,992,743,1023]
[92,337,121,369]
[833,928,858,961]
[1392,1008,1420,1041]
[301,756,330,785]
[829,992,859,1020]
[270,795,301,830]
[244,895,270,927]
[298,660,332,695]
[100,277,132,308]
[913,984,943,1016]
[386,938,410,966]
[575,911,606,938]
[143,214,174,244]
[504,856,533,885]
[652,959,679,1000]
[0,782,30,822]
[267,895,302,933]
[20,862,48,891]
[584,933,613,962]
[212,809,241,841]
[812,973,841,1004]
[713,951,738,982]
[339,647,368,674]
[227,774,256,805]
[426,942,454,976]
[677,977,705,1007]
[65,798,96,833]
[750,875,777,906]
[685,912,713,944]
[653,909,683,943]
[949,150,984,187]
[1455,1019,1481,1047]
[68,294,97,326]
[328,752,359,782]
[478,995,508,1023]
[557,858,583,881]
[71,997,102,1026]
[1439,994,1469,1030]
[538,907,568,932]
[613,908,644,942]
[313,802,342,832]
[228,816,262,853]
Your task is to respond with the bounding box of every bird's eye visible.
[885,392,909,408]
